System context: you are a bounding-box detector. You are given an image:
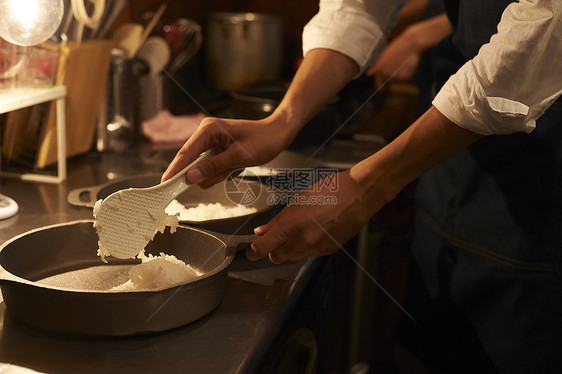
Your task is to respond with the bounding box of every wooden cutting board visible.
[36,40,113,168]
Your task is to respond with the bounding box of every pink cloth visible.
[141,110,202,143]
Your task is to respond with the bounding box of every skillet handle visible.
[221,234,258,252]
[67,187,98,208]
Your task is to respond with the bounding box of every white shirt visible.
[302,0,562,135]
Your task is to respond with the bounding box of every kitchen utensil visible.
[111,23,143,59]
[68,175,281,235]
[166,19,202,76]
[110,4,166,59]
[102,48,132,152]
[163,18,190,57]
[97,52,149,153]
[50,0,72,42]
[137,36,170,76]
[0,220,254,336]
[136,72,165,123]
[205,12,282,91]
[132,4,167,57]
[70,0,106,44]
[58,0,74,41]
[94,149,216,260]
[92,0,128,39]
[36,40,113,168]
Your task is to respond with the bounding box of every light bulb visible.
[0,0,64,46]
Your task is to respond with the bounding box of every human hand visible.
[366,13,451,89]
[366,32,421,89]
[161,115,295,188]
[247,169,382,264]
[246,104,482,264]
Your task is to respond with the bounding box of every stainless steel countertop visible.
[0,147,322,374]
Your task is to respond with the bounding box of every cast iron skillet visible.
[68,176,280,235]
[0,220,254,337]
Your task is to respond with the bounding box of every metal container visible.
[231,85,285,120]
[96,48,134,153]
[205,12,282,91]
[230,85,342,149]
[0,220,253,336]
[136,72,165,124]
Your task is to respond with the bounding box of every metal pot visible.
[205,12,282,91]
[231,85,286,120]
[230,85,342,150]
[0,220,254,336]
[67,175,280,235]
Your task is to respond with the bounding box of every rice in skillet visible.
[111,252,202,291]
[165,200,257,221]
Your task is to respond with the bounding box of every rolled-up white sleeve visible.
[433,0,562,135]
[302,0,406,77]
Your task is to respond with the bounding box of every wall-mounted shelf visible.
[0,86,66,183]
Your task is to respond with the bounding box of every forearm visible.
[393,0,430,32]
[403,13,451,53]
[270,48,358,140]
[249,106,481,263]
[351,106,482,203]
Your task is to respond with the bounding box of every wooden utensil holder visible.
[36,40,113,168]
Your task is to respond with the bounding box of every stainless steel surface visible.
[0,148,321,373]
[205,12,282,91]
